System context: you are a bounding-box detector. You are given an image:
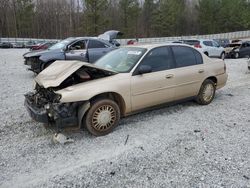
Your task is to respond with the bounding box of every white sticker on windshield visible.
[127,51,142,55]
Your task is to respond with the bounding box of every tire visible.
[204,52,209,56]
[220,52,225,60]
[234,52,239,59]
[196,79,216,105]
[84,99,120,136]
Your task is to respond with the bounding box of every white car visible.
[182,39,225,59]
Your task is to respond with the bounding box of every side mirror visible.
[138,65,152,75]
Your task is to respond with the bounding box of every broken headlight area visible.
[24,86,82,129]
[25,93,82,129]
[24,56,43,73]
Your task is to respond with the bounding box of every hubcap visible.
[202,84,214,102]
[92,105,116,131]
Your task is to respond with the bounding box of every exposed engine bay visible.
[57,66,114,90]
[24,65,115,129]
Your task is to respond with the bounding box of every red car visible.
[30,42,56,51]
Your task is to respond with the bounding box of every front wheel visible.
[196,80,216,105]
[234,52,239,59]
[84,99,120,136]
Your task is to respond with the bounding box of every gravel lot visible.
[0,49,250,188]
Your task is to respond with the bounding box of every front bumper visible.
[24,94,79,128]
[24,58,42,73]
[25,96,49,124]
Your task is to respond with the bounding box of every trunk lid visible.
[35,60,117,88]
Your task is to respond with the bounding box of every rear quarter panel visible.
[202,56,228,89]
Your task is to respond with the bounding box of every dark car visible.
[30,42,57,51]
[232,41,250,58]
[0,42,13,48]
[24,38,118,73]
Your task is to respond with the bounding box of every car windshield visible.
[48,38,73,50]
[94,47,147,73]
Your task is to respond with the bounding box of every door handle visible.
[166,74,174,79]
[198,69,204,73]
[80,53,86,56]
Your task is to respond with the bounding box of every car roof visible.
[124,43,195,50]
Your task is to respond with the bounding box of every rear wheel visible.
[196,79,216,105]
[204,52,209,56]
[84,99,120,136]
[220,52,225,60]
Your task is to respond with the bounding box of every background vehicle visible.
[25,44,228,136]
[0,42,13,48]
[224,42,242,58]
[30,42,57,51]
[232,41,250,58]
[23,31,121,73]
[182,39,225,59]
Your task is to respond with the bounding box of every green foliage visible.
[119,0,141,37]
[84,0,109,35]
[1,0,250,38]
[198,0,250,34]
[152,0,185,37]
[16,0,34,37]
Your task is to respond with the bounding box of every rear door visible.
[212,40,222,57]
[87,39,112,63]
[65,40,88,61]
[240,42,250,57]
[171,46,205,100]
[131,46,176,111]
[203,40,214,56]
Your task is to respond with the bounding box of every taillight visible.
[194,44,202,48]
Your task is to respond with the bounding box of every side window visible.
[70,40,86,50]
[242,43,250,48]
[88,40,108,49]
[193,49,203,65]
[212,41,219,47]
[203,41,213,47]
[139,47,175,72]
[172,46,197,68]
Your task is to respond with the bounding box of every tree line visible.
[0,0,250,39]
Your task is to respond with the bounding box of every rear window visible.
[203,41,213,46]
[172,46,197,68]
[172,46,202,68]
[183,40,200,46]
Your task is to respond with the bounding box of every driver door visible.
[131,47,176,111]
[65,40,88,61]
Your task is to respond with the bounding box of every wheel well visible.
[90,92,126,117]
[206,76,217,85]
[204,51,209,56]
[41,60,55,70]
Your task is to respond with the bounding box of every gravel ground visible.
[0,49,250,188]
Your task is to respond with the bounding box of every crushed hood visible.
[35,60,117,88]
[23,48,61,58]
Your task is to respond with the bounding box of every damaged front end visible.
[24,60,117,130]
[24,85,82,129]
